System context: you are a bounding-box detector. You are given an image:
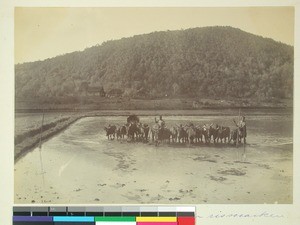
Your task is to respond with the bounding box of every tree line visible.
[15,26,293,102]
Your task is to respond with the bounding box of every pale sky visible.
[15,7,294,64]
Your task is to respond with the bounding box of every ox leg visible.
[155,138,159,147]
[188,138,191,146]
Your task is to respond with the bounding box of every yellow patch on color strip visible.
[136,217,177,222]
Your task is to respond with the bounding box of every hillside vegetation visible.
[15,26,293,109]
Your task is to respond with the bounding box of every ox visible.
[126,123,140,141]
[208,124,218,144]
[217,126,231,143]
[151,125,172,146]
[186,126,196,145]
[177,126,188,143]
[140,124,150,142]
[116,125,127,140]
[104,125,117,140]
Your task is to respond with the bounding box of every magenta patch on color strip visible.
[137,223,177,225]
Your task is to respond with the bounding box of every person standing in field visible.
[234,115,247,144]
[155,115,165,129]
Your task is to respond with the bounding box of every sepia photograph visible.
[14,7,294,204]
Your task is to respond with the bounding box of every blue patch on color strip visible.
[13,216,53,222]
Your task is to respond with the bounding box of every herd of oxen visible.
[104,116,246,146]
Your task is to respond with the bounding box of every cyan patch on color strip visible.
[53,216,94,222]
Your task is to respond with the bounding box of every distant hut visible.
[79,81,105,96]
[107,88,123,98]
[87,86,105,96]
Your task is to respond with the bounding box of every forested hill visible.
[15,26,293,102]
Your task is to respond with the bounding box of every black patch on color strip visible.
[32,212,48,216]
[104,212,122,216]
[49,212,67,216]
[141,212,158,216]
[177,212,195,217]
[67,212,85,216]
[123,212,140,216]
[86,212,104,216]
[13,212,31,216]
[159,212,177,217]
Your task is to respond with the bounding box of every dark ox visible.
[239,126,247,144]
[116,125,127,139]
[140,124,150,142]
[151,124,172,146]
[177,126,188,143]
[229,127,245,145]
[126,123,140,141]
[194,126,210,143]
[186,126,196,144]
[194,126,203,143]
[104,125,117,140]
[208,125,218,144]
[159,128,172,144]
[217,126,231,143]
[169,127,178,143]
[229,129,238,145]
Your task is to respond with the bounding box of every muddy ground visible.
[14,113,293,204]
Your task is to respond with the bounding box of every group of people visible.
[105,114,247,145]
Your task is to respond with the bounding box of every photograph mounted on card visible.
[14,7,294,204]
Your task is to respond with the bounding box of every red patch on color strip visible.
[177,217,195,225]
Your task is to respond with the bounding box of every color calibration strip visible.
[13,206,195,225]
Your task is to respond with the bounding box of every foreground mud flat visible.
[14,115,293,204]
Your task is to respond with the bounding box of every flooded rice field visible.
[14,112,293,204]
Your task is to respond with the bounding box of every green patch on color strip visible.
[95,216,136,221]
